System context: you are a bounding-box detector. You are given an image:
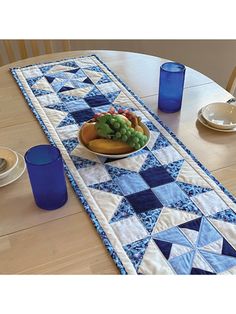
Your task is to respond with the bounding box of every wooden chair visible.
[226,66,236,95]
[0,40,72,66]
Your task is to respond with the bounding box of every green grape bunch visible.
[95,114,148,150]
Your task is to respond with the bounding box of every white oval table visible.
[0,50,235,274]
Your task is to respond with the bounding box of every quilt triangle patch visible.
[153,239,172,259]
[190,268,216,275]
[105,164,138,180]
[138,239,175,274]
[71,144,100,163]
[197,217,222,248]
[57,113,77,128]
[151,133,170,151]
[137,208,162,234]
[169,251,195,274]
[106,152,148,173]
[199,250,236,273]
[43,108,68,128]
[113,91,137,108]
[105,91,121,103]
[192,251,214,272]
[124,237,150,271]
[176,182,212,197]
[89,179,123,196]
[139,152,161,172]
[147,131,160,151]
[177,161,211,188]
[153,226,193,248]
[201,238,223,255]
[110,198,135,223]
[31,77,54,92]
[61,138,79,154]
[89,188,123,222]
[71,155,97,170]
[152,207,199,234]
[165,159,185,180]
[60,86,93,98]
[169,243,193,260]
[180,228,199,245]
[83,69,104,84]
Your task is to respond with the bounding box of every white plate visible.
[0,153,26,187]
[197,109,236,133]
[201,102,236,129]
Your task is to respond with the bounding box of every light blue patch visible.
[58,93,81,103]
[65,99,90,112]
[70,79,92,89]
[51,79,68,92]
[39,64,54,74]
[74,69,87,79]
[197,217,222,247]
[199,250,236,273]
[153,226,193,248]
[85,86,103,98]
[152,182,189,207]
[116,173,149,196]
[169,251,195,274]
[110,198,135,223]
[93,104,112,113]
[138,208,162,233]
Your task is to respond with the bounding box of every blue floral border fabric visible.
[11,55,236,275]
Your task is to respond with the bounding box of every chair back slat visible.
[3,40,15,63]
[30,40,40,57]
[62,40,71,51]
[19,40,28,59]
[44,40,53,54]
[226,66,236,95]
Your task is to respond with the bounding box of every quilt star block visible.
[12,55,236,275]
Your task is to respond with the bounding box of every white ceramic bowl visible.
[201,102,236,130]
[0,146,18,179]
[79,121,150,159]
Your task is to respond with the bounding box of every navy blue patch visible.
[153,239,172,260]
[58,86,75,93]
[191,268,215,275]
[126,189,163,214]
[89,180,123,196]
[222,239,236,258]
[140,166,174,188]
[66,68,80,74]
[71,108,95,124]
[45,75,55,83]
[83,77,93,84]
[179,217,202,232]
[84,94,110,108]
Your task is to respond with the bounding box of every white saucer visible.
[198,109,236,133]
[0,153,26,187]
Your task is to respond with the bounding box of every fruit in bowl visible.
[79,107,150,158]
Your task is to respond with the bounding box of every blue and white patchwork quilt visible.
[11,55,236,275]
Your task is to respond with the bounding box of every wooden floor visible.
[0,50,235,274]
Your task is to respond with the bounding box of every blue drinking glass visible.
[25,145,68,210]
[158,62,186,113]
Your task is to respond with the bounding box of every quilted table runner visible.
[11,55,236,275]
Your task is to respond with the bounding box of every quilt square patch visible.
[152,182,189,207]
[116,173,149,196]
[126,189,163,213]
[84,94,110,108]
[140,166,174,188]
[71,108,95,124]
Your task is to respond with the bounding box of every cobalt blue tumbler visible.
[158,62,186,113]
[25,145,68,210]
